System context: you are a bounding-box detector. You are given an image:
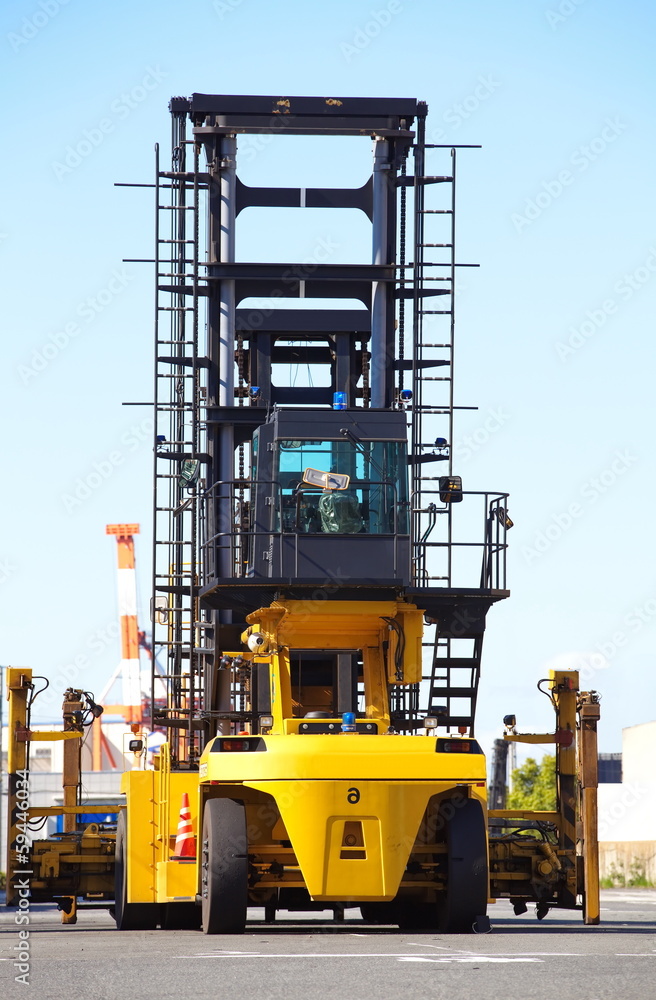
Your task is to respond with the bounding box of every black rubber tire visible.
[360,902,400,925]
[162,902,202,930]
[397,902,436,930]
[437,797,489,933]
[201,798,248,934]
[114,811,160,930]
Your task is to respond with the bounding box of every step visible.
[397,175,453,186]
[430,687,476,699]
[157,356,210,367]
[431,658,479,670]
[394,359,449,370]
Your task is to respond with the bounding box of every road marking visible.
[178,953,450,959]
[408,942,579,958]
[176,952,543,962]
[398,956,542,964]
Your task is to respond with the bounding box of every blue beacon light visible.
[341,712,357,733]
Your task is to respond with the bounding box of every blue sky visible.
[2,0,654,757]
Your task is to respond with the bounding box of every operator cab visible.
[248,407,411,584]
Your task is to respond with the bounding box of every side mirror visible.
[303,467,350,490]
[439,476,463,503]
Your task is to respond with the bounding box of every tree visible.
[507,754,557,811]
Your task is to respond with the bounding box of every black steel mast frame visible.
[148,94,510,755]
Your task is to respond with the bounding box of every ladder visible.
[401,126,486,735]
[151,103,206,760]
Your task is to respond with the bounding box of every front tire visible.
[437,797,489,933]
[201,798,248,934]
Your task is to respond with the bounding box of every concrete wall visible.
[599,841,656,883]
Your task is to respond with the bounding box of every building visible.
[598,721,656,883]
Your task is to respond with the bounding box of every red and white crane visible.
[106,523,143,718]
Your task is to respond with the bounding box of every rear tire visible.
[114,811,160,930]
[437,797,488,933]
[201,798,248,934]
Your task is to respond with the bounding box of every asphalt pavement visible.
[1,890,655,1000]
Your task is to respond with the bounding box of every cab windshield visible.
[276,439,408,534]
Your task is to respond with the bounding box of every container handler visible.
[5,94,599,931]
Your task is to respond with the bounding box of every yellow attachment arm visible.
[14,727,82,742]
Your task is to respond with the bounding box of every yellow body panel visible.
[121,769,199,904]
[244,778,462,901]
[156,861,197,902]
[200,734,486,783]
[121,772,157,903]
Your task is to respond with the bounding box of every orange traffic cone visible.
[172,792,196,859]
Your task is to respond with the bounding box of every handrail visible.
[198,477,509,589]
[157,741,171,854]
[409,488,510,590]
